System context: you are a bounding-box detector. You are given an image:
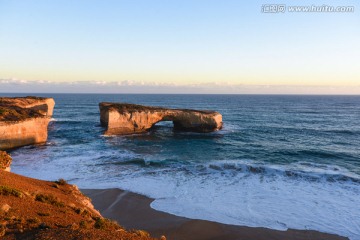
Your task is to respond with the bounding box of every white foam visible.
[103,167,360,240]
[11,153,360,239]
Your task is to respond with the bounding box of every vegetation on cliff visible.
[0,96,50,106]
[100,102,213,114]
[0,96,53,121]
[0,106,42,122]
[0,171,160,240]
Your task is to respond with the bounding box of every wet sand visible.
[82,188,348,240]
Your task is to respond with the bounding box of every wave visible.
[202,161,360,184]
[324,129,359,135]
[99,155,360,184]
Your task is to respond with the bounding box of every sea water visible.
[5,94,360,239]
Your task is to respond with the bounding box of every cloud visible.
[0,78,359,94]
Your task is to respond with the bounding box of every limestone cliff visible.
[0,97,55,150]
[99,102,223,135]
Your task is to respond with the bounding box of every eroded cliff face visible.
[0,118,51,150]
[0,97,55,150]
[99,102,223,135]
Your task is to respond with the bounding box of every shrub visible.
[55,179,67,185]
[0,186,23,198]
[79,220,90,229]
[94,218,120,230]
[35,194,65,207]
[134,230,151,238]
[37,212,50,217]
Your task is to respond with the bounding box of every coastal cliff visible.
[99,102,223,135]
[0,97,161,240]
[0,97,55,150]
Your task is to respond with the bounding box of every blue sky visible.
[0,0,359,93]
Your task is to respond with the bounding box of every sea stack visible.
[99,102,223,135]
[0,96,55,150]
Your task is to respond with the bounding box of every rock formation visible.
[99,102,223,135]
[0,151,12,172]
[0,97,55,150]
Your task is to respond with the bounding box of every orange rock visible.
[0,151,12,171]
[0,96,55,150]
[99,102,223,135]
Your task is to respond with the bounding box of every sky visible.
[0,0,359,94]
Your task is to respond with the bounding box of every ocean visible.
[5,94,360,239]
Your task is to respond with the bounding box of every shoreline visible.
[82,188,349,240]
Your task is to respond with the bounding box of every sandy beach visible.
[83,189,348,240]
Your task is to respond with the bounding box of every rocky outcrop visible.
[0,97,55,150]
[99,102,223,135]
[0,151,12,172]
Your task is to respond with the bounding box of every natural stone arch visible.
[99,102,223,135]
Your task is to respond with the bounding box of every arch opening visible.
[153,120,174,128]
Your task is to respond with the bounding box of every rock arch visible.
[99,102,223,135]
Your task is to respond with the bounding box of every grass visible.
[35,194,65,207]
[0,186,23,198]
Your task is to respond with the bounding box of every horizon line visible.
[1,92,360,96]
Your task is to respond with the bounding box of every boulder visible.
[99,102,222,135]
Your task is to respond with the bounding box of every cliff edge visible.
[0,97,55,150]
[99,102,223,135]
[0,171,159,240]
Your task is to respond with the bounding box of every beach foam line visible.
[83,188,349,240]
